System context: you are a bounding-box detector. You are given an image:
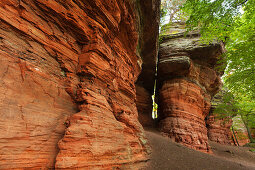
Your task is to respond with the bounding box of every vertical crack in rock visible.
[157,23,225,153]
[135,0,160,128]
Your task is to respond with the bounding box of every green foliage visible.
[161,0,187,24]
[160,23,172,33]
[160,4,168,19]
[159,23,178,43]
[244,143,255,147]
[182,0,246,42]
[213,89,255,142]
[182,0,255,96]
[224,0,255,97]
[183,0,255,142]
[213,90,237,118]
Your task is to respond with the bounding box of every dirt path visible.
[210,141,255,168]
[145,130,255,170]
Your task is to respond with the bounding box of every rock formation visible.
[232,115,251,146]
[0,0,233,168]
[136,84,154,127]
[135,0,160,127]
[206,91,233,145]
[158,23,224,152]
[0,0,159,169]
[206,116,233,145]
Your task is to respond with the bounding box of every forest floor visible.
[145,129,255,170]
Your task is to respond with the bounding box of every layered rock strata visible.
[135,0,160,127]
[0,0,158,169]
[206,91,233,145]
[158,23,224,152]
[206,116,233,145]
[136,84,154,127]
[136,0,160,93]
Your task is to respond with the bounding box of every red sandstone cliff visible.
[207,116,233,145]
[158,23,224,152]
[206,91,234,145]
[0,0,232,168]
[0,0,159,169]
[136,84,154,127]
[135,0,160,128]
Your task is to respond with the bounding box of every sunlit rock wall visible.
[0,0,156,169]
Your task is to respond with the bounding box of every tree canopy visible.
[182,0,255,97]
[214,90,255,142]
[179,0,255,142]
[160,0,187,24]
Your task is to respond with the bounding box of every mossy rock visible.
[243,142,255,148]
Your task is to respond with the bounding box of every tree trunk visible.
[232,126,239,146]
[240,113,255,143]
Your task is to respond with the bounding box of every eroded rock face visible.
[135,0,160,128]
[136,84,154,127]
[136,0,160,93]
[159,79,211,152]
[158,23,224,152]
[206,91,233,145]
[0,0,155,169]
[206,116,233,145]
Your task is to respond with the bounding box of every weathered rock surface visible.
[158,23,224,152]
[0,51,77,169]
[136,84,154,127]
[135,0,160,128]
[136,0,160,93]
[0,0,159,169]
[159,79,211,152]
[207,116,233,145]
[206,91,233,145]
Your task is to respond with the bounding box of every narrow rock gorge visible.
[157,23,224,152]
[135,0,160,128]
[0,0,159,169]
[0,0,238,169]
